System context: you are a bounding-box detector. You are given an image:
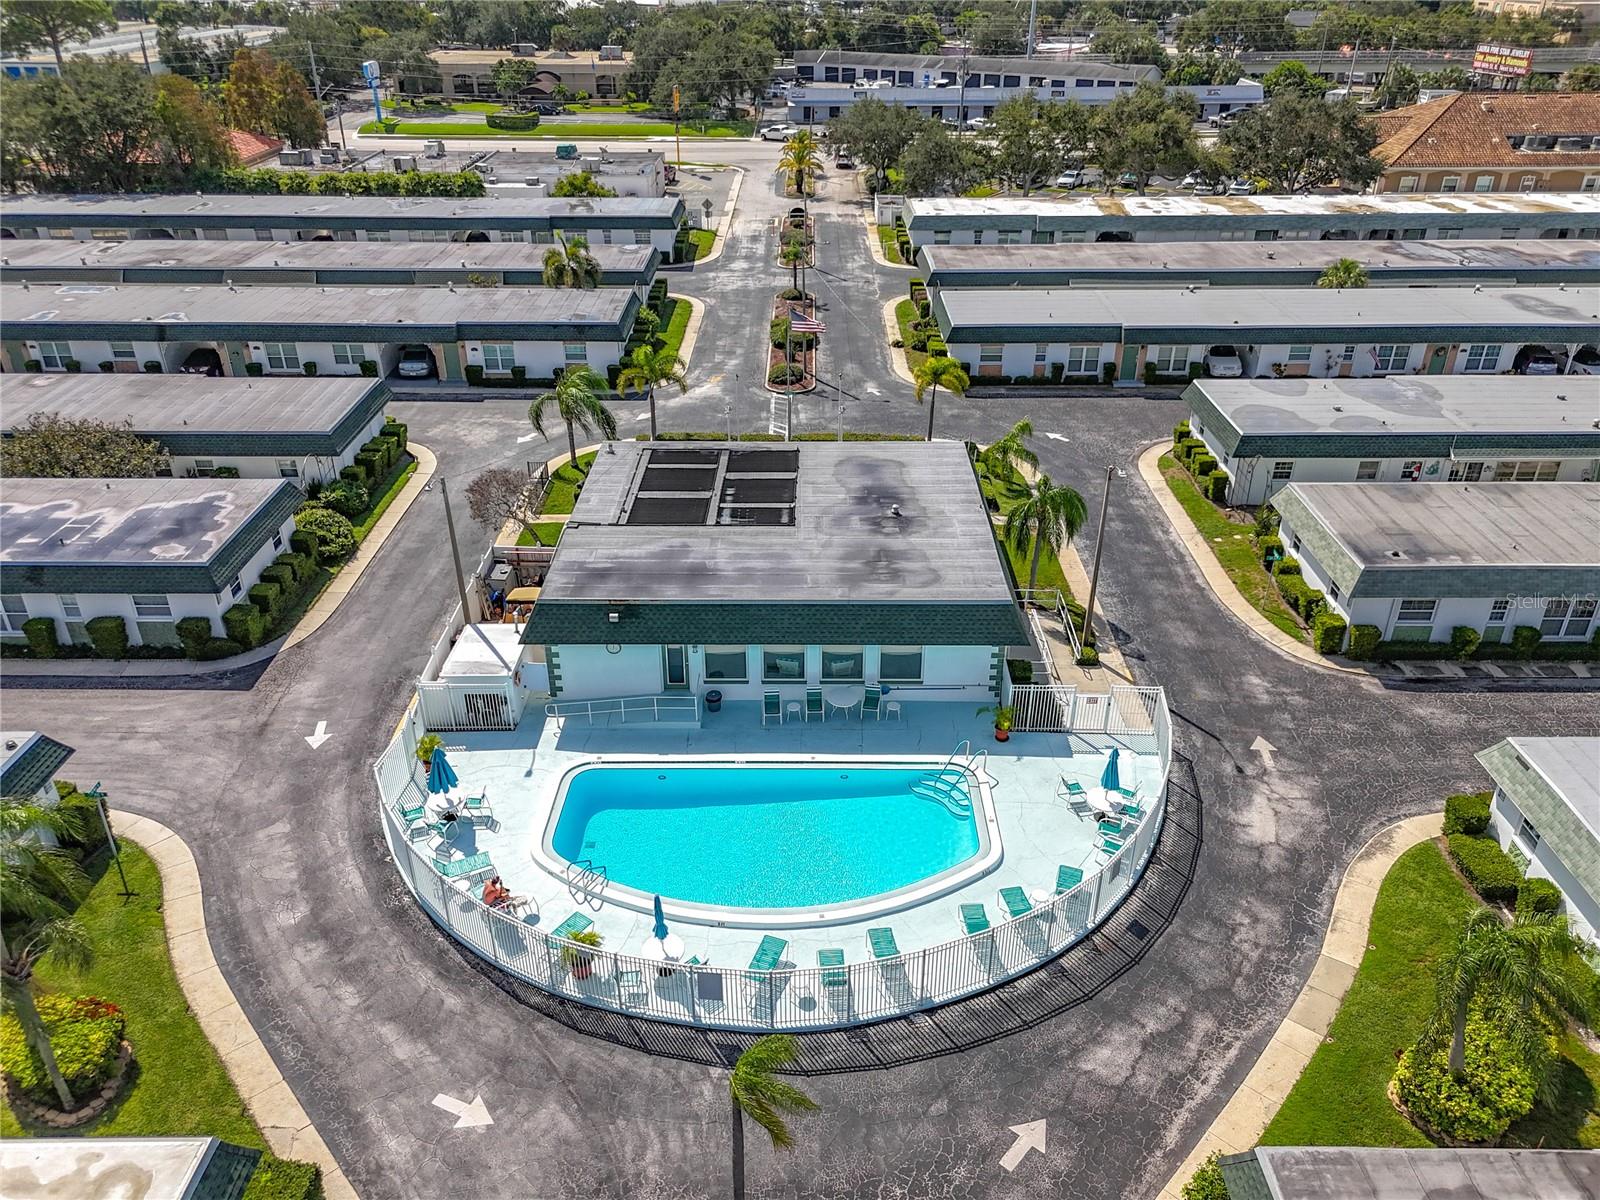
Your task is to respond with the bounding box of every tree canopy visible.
[1,413,166,479]
[897,120,988,197]
[1222,93,1381,194]
[1093,84,1201,194]
[827,97,925,189]
[1261,60,1328,99]
[551,171,616,198]
[988,94,1093,195]
[0,0,113,68]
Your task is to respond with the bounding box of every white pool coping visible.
[532,756,1003,930]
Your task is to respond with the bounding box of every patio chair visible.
[433,850,493,884]
[616,969,649,1008]
[959,902,991,935]
[1098,818,1127,839]
[817,948,848,989]
[998,886,1033,920]
[861,686,883,720]
[550,912,594,941]
[1055,865,1085,894]
[867,927,899,959]
[762,690,782,725]
[747,934,788,973]
[462,790,493,825]
[804,686,824,722]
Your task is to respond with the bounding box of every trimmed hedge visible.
[260,564,297,593]
[245,362,264,377]
[340,463,368,487]
[248,581,283,621]
[85,615,129,660]
[289,529,320,561]
[382,419,408,450]
[768,362,804,385]
[197,638,245,661]
[360,359,379,377]
[1271,556,1302,578]
[1275,573,1324,623]
[1510,625,1542,659]
[486,110,541,130]
[1516,876,1562,917]
[22,616,59,658]
[1447,833,1521,904]
[175,616,213,658]
[1312,610,1347,655]
[1205,468,1229,502]
[1450,625,1481,660]
[1346,624,1381,659]
[241,1154,325,1200]
[320,480,368,519]
[223,603,265,649]
[274,552,314,585]
[295,507,357,561]
[1443,792,1491,836]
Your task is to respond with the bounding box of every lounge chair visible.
[1098,818,1126,838]
[462,790,493,824]
[867,927,899,959]
[1060,778,1087,798]
[550,911,594,941]
[998,886,1033,920]
[804,686,824,722]
[616,969,648,1007]
[762,690,782,725]
[959,903,991,934]
[1055,865,1085,893]
[861,686,883,720]
[433,850,493,881]
[817,948,847,988]
[748,934,787,972]
[1098,835,1125,856]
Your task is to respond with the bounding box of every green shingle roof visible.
[0,731,74,797]
[1476,737,1600,904]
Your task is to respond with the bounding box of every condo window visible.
[563,343,587,365]
[0,596,27,634]
[1474,175,1497,192]
[879,647,923,683]
[996,230,1021,245]
[979,344,1003,364]
[1271,461,1294,482]
[1356,461,1379,481]
[331,343,362,365]
[109,341,135,360]
[1440,176,1461,193]
[58,595,81,619]
[1448,461,1486,482]
[1397,176,1419,193]
[1495,460,1558,482]
[1517,816,1541,853]
[1396,599,1437,626]
[762,646,805,683]
[277,460,299,479]
[821,646,864,682]
[1065,345,1099,374]
[1436,228,1462,240]
[1542,598,1596,638]
[1371,344,1408,373]
[482,343,516,372]
[1151,346,1188,373]
[37,341,71,370]
[933,230,951,244]
[703,646,747,683]
[264,342,300,371]
[230,577,243,598]
[132,594,172,619]
[366,230,391,241]
[1462,344,1500,372]
[1287,345,1311,363]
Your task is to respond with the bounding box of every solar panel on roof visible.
[728,449,799,472]
[639,466,716,492]
[625,496,712,525]
[648,448,720,466]
[721,477,796,504]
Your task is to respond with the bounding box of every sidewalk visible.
[1156,812,1442,1200]
[1,446,435,678]
[111,811,359,1200]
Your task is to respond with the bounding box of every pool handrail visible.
[544,693,701,725]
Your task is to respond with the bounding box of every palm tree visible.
[778,132,822,195]
[912,355,969,443]
[1426,907,1593,1089]
[1316,258,1369,289]
[778,236,807,296]
[616,344,688,441]
[529,367,617,468]
[542,234,602,289]
[979,419,1038,484]
[1003,474,1088,595]
[730,1034,818,1151]
[0,795,94,1110]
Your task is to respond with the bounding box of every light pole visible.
[439,477,473,623]
[1081,464,1114,648]
[84,784,132,899]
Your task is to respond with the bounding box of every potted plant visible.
[976,704,1016,742]
[415,733,443,766]
[562,928,603,979]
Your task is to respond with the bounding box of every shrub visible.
[245,362,264,377]
[416,733,443,764]
[1191,454,1218,477]
[302,361,319,376]
[510,365,527,384]
[486,109,541,130]
[340,463,368,487]
[289,529,320,561]
[465,364,485,385]
[98,360,114,373]
[222,602,265,649]
[241,1154,324,1200]
[1176,437,1206,463]
[1007,658,1034,683]
[356,450,384,479]
[1450,625,1482,660]
[197,638,244,661]
[23,359,41,372]
[1517,876,1562,917]
[1510,625,1542,660]
[1392,1012,1536,1143]
[0,994,125,1106]
[1347,623,1382,660]
[1447,833,1521,904]
[1101,362,1115,384]
[1075,644,1100,667]
[1258,535,1284,567]
[1271,556,1302,578]
[64,359,80,372]
[907,277,925,298]
[143,360,162,373]
[382,419,408,449]
[1443,792,1491,836]
[295,506,357,561]
[175,616,213,658]
[320,479,369,519]
[273,552,312,585]
[21,616,59,658]
[248,581,283,621]
[1312,609,1347,654]
[1181,1152,1230,1200]
[360,359,379,377]
[1275,574,1324,623]
[84,615,128,660]
[925,336,947,356]
[1173,420,1191,446]
[260,564,297,594]
[768,362,804,386]
[212,466,240,479]
[1254,506,1279,537]
[1206,469,1230,502]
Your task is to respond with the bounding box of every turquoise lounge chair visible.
[434,851,492,881]
[1055,865,1085,893]
[817,948,847,988]
[804,686,824,721]
[1098,818,1125,838]
[998,886,1032,919]
[748,934,787,972]
[867,927,899,958]
[1099,835,1125,855]
[1061,779,1086,798]
[861,686,883,720]
[550,912,594,941]
[959,903,991,934]
[762,690,782,725]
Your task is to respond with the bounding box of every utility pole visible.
[308,43,349,154]
[1026,0,1039,59]
[672,84,682,170]
[957,50,970,132]
[137,31,151,75]
[439,477,473,623]
[1081,465,1114,647]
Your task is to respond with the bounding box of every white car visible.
[1227,178,1258,195]
[1562,347,1600,375]
[1519,349,1561,376]
[760,124,798,141]
[1204,345,1243,378]
[1054,169,1087,189]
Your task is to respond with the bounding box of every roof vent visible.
[889,504,903,518]
[1387,549,1405,558]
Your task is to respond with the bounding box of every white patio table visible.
[641,934,687,977]
[823,684,866,718]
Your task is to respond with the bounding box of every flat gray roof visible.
[0,1136,258,1200]
[0,192,682,223]
[1280,482,1600,570]
[1,477,294,569]
[1224,1146,1600,1200]
[907,193,1600,219]
[541,441,1015,604]
[2,373,382,437]
[1185,377,1600,437]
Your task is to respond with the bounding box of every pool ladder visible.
[912,741,981,816]
[566,858,608,910]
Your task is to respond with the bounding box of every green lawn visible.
[352,455,418,542]
[539,451,598,514]
[1,845,263,1146]
[360,119,750,138]
[656,295,692,363]
[1263,838,1600,1149]
[568,101,652,114]
[894,298,927,375]
[515,521,565,547]
[874,223,906,265]
[679,228,716,263]
[1158,452,1306,644]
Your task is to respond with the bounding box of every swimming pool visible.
[544,761,994,920]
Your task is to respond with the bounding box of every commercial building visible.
[0,237,659,299]
[1477,736,1600,946]
[2,374,393,484]
[521,441,1030,703]
[0,478,303,647]
[411,47,632,101]
[916,239,1600,290]
[1218,1145,1599,1200]
[1182,377,1600,505]
[1269,482,1600,647]
[901,193,1600,248]
[931,285,1599,384]
[479,148,669,199]
[1371,92,1600,195]
[0,194,688,257]
[0,283,640,383]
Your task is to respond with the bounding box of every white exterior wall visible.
[246,341,371,377]
[951,341,1117,379]
[1,223,677,253]
[1211,448,1597,507]
[1489,789,1600,946]
[906,218,1593,249]
[550,643,663,700]
[165,413,387,484]
[15,338,164,373]
[462,339,623,377]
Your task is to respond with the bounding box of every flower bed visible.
[768,292,817,394]
[1,994,131,1127]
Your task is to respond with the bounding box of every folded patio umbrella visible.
[652,893,669,942]
[426,747,460,796]
[1100,748,1120,793]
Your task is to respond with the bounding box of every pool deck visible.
[404,701,1165,978]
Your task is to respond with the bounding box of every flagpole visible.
[785,321,793,441]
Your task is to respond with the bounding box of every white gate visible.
[1010,684,1078,732]
[417,680,519,731]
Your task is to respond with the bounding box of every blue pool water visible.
[550,764,979,909]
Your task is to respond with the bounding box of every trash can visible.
[704,690,722,713]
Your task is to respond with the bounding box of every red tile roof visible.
[1373,91,1600,170]
[228,129,284,165]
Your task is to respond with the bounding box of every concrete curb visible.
[674,295,706,378]
[1135,441,1365,677]
[0,447,434,678]
[1155,812,1443,1200]
[683,165,742,267]
[880,296,917,387]
[109,811,360,1200]
[862,211,914,270]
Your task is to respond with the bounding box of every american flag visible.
[788,308,826,334]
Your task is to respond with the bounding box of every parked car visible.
[1203,345,1243,378]
[1517,347,1561,376]
[179,348,223,377]
[396,346,436,379]
[962,116,990,131]
[1115,171,1141,189]
[1208,109,1245,129]
[834,150,855,169]
[1227,178,1258,195]
[1054,169,1087,189]
[1179,170,1205,189]
[1561,346,1600,375]
[760,123,798,141]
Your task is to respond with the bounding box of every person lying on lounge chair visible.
[482,876,513,908]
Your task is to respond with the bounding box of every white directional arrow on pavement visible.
[1042,432,1070,443]
[999,1120,1046,1172]
[432,1093,494,1128]
[1250,735,1277,769]
[303,721,332,750]
[515,431,540,444]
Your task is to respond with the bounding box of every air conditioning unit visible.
[1555,137,1585,151]
[391,154,418,172]
[423,139,446,158]
[599,44,623,60]
[278,149,313,166]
